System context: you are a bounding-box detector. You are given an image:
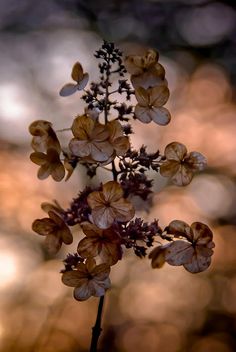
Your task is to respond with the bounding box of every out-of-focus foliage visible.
[0,0,236,351]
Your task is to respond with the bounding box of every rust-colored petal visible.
[71,62,84,82]
[32,218,56,236]
[149,246,166,269]
[30,152,47,165]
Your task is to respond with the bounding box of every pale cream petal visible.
[165,240,194,266]
[164,142,187,161]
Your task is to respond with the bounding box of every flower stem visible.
[89,295,105,352]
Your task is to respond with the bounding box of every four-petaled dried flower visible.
[87,181,135,229]
[160,142,207,186]
[32,211,73,254]
[124,49,166,89]
[69,115,113,163]
[107,120,130,157]
[60,62,89,97]
[62,258,111,301]
[78,222,122,265]
[30,147,65,181]
[134,86,171,125]
[150,220,215,273]
[29,120,61,153]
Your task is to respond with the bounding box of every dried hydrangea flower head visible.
[62,258,111,301]
[160,142,207,186]
[59,62,89,97]
[29,41,214,351]
[32,211,73,254]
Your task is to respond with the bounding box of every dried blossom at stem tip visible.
[32,211,73,254]
[60,62,89,97]
[62,258,111,301]
[29,120,61,153]
[78,222,122,265]
[160,142,207,186]
[87,181,135,229]
[30,147,65,181]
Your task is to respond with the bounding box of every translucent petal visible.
[150,107,171,126]
[71,62,84,82]
[135,87,149,106]
[164,142,187,161]
[135,105,152,123]
[165,240,194,266]
[59,83,78,97]
[150,85,170,107]
[184,253,211,273]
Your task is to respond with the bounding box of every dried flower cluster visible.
[30,41,214,302]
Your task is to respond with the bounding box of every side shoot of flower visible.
[29,41,215,352]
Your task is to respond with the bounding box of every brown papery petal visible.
[102,181,124,202]
[184,253,211,273]
[160,160,180,178]
[92,207,116,229]
[167,220,192,240]
[165,240,194,266]
[32,218,56,236]
[134,105,152,123]
[44,234,62,254]
[62,271,88,287]
[38,164,51,180]
[112,198,135,222]
[30,152,47,165]
[164,142,187,161]
[149,107,171,126]
[71,115,95,139]
[71,62,84,82]
[150,85,170,107]
[81,222,103,238]
[186,152,207,171]
[59,83,78,97]
[135,87,149,106]
[191,222,213,243]
[51,162,65,182]
[171,165,193,186]
[78,237,100,258]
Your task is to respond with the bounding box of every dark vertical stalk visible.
[89,295,105,352]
